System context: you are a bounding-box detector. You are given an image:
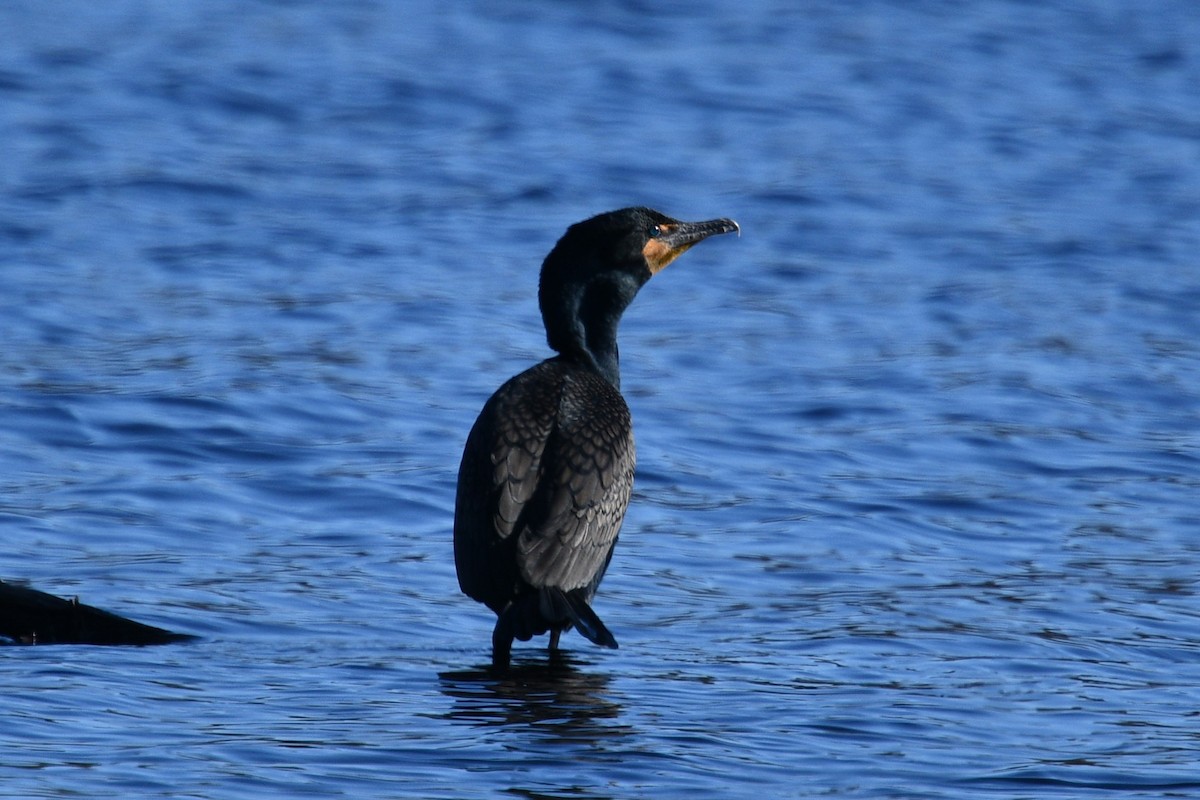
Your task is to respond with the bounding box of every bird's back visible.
[453,357,635,615]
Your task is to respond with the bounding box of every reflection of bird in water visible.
[454,207,739,668]
[439,656,623,735]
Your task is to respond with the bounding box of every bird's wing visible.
[515,371,635,593]
[454,362,636,603]
[453,364,559,608]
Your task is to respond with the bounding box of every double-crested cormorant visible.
[453,207,739,668]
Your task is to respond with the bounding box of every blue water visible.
[3,1,1200,797]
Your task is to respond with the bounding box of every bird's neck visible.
[552,282,629,390]
[543,268,647,390]
[550,311,622,389]
[581,327,621,390]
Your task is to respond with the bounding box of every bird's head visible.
[538,207,739,374]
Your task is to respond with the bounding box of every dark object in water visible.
[0,579,195,646]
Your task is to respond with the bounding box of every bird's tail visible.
[540,587,618,649]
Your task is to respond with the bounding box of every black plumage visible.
[453,207,739,668]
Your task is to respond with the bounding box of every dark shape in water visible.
[453,207,739,668]
[0,579,195,646]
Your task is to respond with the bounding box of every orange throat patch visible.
[643,238,694,274]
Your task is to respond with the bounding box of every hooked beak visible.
[644,217,740,274]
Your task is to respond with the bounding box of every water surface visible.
[3,1,1199,798]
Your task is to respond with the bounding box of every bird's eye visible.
[648,225,662,238]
